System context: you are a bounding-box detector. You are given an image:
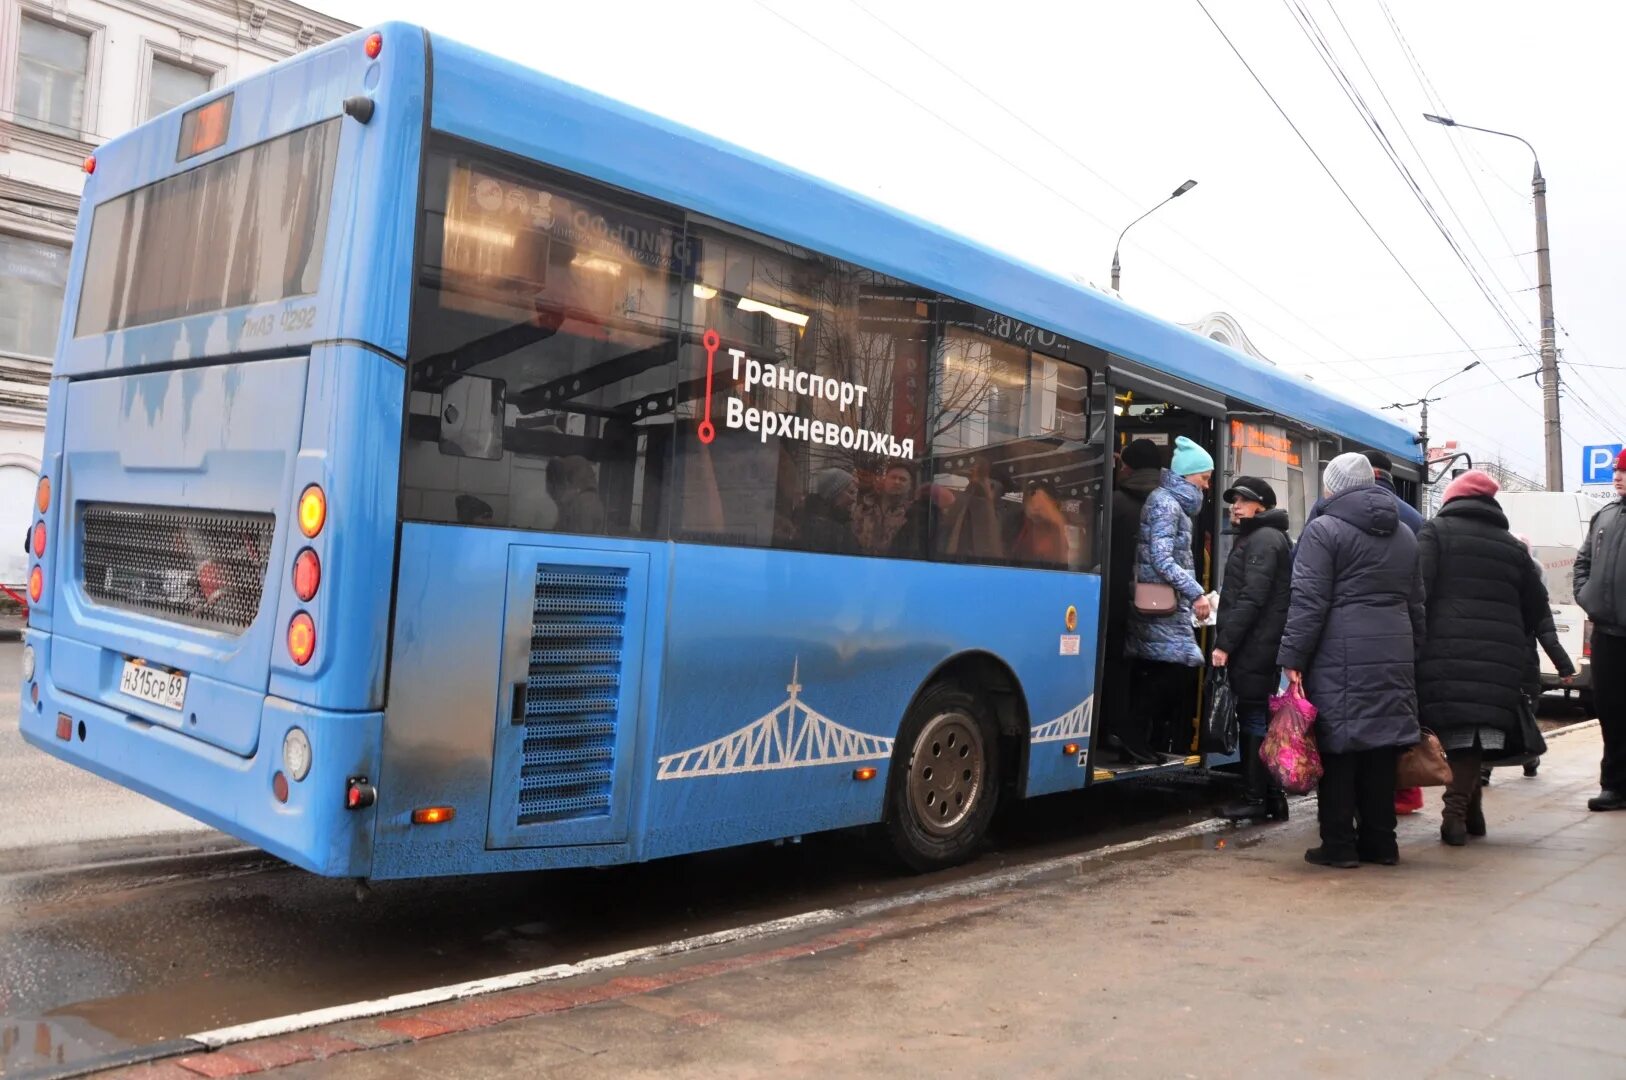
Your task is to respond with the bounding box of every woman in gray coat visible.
[1278,453,1425,868]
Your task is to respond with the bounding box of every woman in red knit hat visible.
[1415,469,1555,845]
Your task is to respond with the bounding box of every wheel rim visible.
[907,710,986,837]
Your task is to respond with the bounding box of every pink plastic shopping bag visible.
[1260,686,1322,795]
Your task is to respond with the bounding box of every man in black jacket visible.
[1213,476,1293,820]
[1575,447,1626,811]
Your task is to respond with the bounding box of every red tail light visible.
[364,32,383,59]
[288,613,316,666]
[31,522,46,558]
[28,566,42,604]
[293,549,320,602]
[82,155,95,174]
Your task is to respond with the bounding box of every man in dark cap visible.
[1363,450,1424,534]
[1103,438,1164,762]
[1575,447,1626,811]
[1213,475,1294,819]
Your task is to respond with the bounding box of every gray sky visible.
[329,0,1626,483]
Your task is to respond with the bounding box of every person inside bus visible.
[1102,439,1164,763]
[546,455,605,536]
[1212,476,1292,821]
[938,458,1004,562]
[801,468,860,554]
[1012,479,1069,568]
[1125,436,1214,757]
[1279,452,1423,868]
[855,462,915,555]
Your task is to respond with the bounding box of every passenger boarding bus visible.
[20,24,1423,880]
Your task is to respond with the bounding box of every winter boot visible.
[1221,734,1270,822]
[1466,784,1487,838]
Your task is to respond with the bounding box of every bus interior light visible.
[412,806,455,825]
[737,297,809,327]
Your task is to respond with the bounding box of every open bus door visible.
[1091,360,1226,782]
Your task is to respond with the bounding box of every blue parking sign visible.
[1583,444,1625,485]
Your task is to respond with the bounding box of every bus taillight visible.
[288,612,316,666]
[298,485,326,538]
[35,476,49,513]
[31,522,45,559]
[83,155,95,174]
[364,32,383,59]
[293,549,320,602]
[28,566,42,604]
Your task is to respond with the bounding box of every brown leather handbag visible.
[1133,582,1178,616]
[1396,728,1452,788]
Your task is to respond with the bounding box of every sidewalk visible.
[121,726,1626,1080]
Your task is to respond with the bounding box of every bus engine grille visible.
[80,504,275,634]
[516,566,628,826]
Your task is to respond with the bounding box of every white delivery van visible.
[1498,490,1612,704]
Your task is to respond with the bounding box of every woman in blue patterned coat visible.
[1124,436,1214,755]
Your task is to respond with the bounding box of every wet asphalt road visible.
[0,682,1595,1078]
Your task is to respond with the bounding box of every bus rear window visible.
[75,119,341,337]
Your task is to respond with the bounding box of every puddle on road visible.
[0,772,1255,1076]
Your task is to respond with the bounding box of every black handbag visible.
[1199,668,1239,755]
[1497,698,1549,768]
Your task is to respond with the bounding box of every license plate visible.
[119,660,187,711]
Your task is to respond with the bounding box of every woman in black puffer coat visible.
[1416,470,1553,846]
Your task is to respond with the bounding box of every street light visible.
[1385,359,1482,465]
[1110,179,1197,294]
[1423,112,1561,491]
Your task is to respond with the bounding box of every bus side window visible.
[401,146,682,538]
[673,220,932,559]
[926,310,1105,572]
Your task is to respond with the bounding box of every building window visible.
[147,57,210,120]
[0,234,69,359]
[14,15,90,136]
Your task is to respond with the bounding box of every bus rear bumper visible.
[19,630,381,877]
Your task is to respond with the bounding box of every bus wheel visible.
[883,682,1000,873]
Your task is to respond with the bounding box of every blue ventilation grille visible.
[516,566,627,826]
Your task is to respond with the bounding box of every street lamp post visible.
[1110,179,1197,294]
[1424,113,1562,491]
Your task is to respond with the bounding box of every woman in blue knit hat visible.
[1124,435,1214,756]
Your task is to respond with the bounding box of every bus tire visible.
[882,682,1001,873]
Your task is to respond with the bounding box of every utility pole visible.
[1386,360,1480,488]
[1111,180,1197,294]
[1424,115,1563,490]
[1532,163,1562,491]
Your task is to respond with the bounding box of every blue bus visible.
[20,24,1422,880]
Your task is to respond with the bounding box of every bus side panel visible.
[371,525,665,879]
[639,546,1097,860]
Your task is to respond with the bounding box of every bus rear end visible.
[19,26,425,876]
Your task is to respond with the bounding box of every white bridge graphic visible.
[657,662,894,781]
[1030,696,1093,744]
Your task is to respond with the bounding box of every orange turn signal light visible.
[83,155,96,174]
[298,485,326,538]
[852,767,878,782]
[28,566,42,604]
[35,476,50,513]
[1063,743,1080,756]
[31,522,46,559]
[288,612,316,665]
[412,806,455,825]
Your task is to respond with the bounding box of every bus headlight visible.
[282,727,312,782]
[21,644,34,682]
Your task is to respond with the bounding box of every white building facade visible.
[0,0,351,585]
